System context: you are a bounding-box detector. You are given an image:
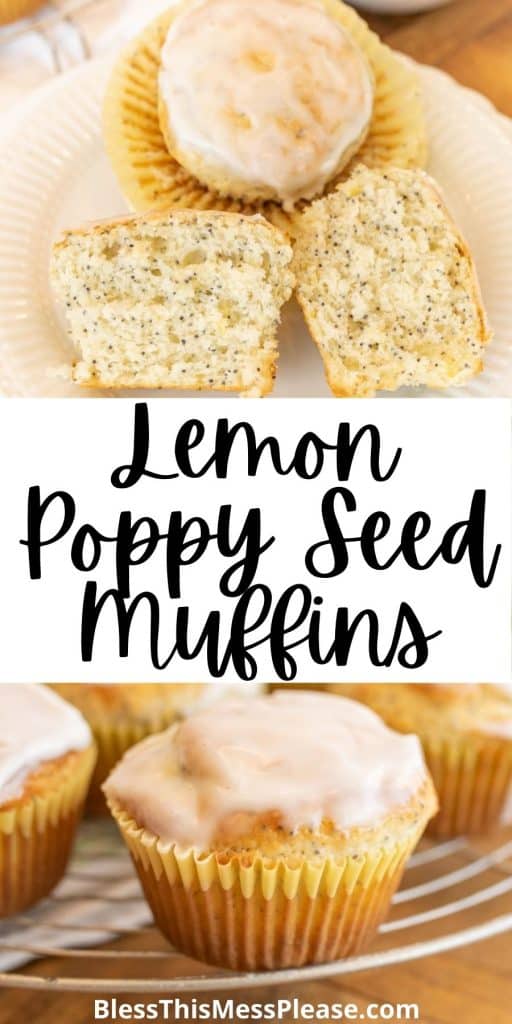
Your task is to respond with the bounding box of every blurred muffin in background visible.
[48,683,263,814]
[0,684,96,917]
[324,684,512,836]
[0,1,44,26]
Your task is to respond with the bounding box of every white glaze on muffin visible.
[0,684,92,804]
[158,0,374,206]
[104,690,428,847]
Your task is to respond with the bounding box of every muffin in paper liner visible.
[48,684,216,816]
[107,789,434,971]
[0,745,96,918]
[102,0,427,230]
[321,684,512,837]
[421,734,512,837]
[0,0,43,24]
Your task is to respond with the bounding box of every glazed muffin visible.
[103,0,426,228]
[157,0,374,207]
[0,684,96,917]
[326,685,512,836]
[48,684,262,814]
[104,690,437,970]
[0,0,44,25]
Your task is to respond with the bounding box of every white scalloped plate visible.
[0,56,511,398]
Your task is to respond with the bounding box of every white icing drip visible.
[104,691,427,848]
[159,0,374,206]
[0,684,92,804]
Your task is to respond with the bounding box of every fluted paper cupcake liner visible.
[423,735,512,837]
[109,803,424,970]
[103,0,426,229]
[0,746,96,918]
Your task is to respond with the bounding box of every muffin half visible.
[292,166,490,396]
[104,689,437,970]
[50,208,294,395]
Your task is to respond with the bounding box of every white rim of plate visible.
[0,54,511,398]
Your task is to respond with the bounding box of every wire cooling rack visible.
[0,821,511,993]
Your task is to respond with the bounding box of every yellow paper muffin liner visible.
[422,734,512,837]
[109,803,423,970]
[0,0,43,24]
[102,0,427,230]
[0,745,96,918]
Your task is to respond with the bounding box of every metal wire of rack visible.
[0,821,511,993]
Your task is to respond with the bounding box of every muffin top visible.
[0,684,92,804]
[104,690,428,848]
[158,0,374,206]
[48,683,263,722]
[328,684,512,740]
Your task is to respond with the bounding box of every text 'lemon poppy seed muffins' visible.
[0,684,96,917]
[48,683,263,814]
[104,690,437,970]
[324,684,512,837]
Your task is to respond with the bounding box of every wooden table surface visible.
[369,0,512,117]
[1,0,512,1019]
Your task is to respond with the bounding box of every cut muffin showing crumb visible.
[51,209,294,395]
[292,165,491,397]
